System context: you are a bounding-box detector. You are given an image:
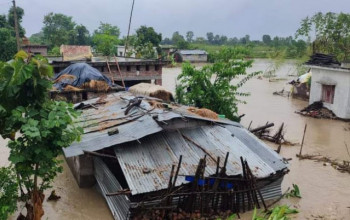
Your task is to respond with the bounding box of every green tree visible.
[172,31,185,44]
[296,12,350,61]
[29,32,45,45]
[172,31,189,49]
[262,35,272,45]
[186,31,194,42]
[8,6,25,37]
[135,26,162,47]
[68,24,90,45]
[206,32,214,44]
[0,28,17,61]
[42,13,76,48]
[0,51,82,219]
[162,37,172,45]
[0,15,8,28]
[92,22,119,56]
[176,47,260,121]
[94,22,120,37]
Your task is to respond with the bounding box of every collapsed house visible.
[63,92,289,219]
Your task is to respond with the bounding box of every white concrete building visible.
[116,46,136,58]
[309,65,350,119]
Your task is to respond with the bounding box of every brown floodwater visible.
[2,59,350,219]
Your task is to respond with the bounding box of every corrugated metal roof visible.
[180,50,208,55]
[63,92,238,158]
[114,125,287,195]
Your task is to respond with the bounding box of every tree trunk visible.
[32,190,45,220]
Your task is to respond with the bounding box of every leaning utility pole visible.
[124,0,135,57]
[12,0,21,51]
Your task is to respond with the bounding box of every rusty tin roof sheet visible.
[114,125,287,195]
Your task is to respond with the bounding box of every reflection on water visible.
[2,59,350,219]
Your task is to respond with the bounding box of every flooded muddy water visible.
[2,59,350,219]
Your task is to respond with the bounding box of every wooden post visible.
[124,0,135,57]
[113,56,126,88]
[299,124,307,156]
[248,121,252,130]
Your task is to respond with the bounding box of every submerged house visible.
[307,54,350,119]
[63,92,289,219]
[174,50,208,63]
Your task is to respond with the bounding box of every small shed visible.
[174,50,208,62]
[307,54,350,119]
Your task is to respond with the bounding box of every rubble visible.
[296,101,337,119]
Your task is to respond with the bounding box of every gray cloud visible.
[1,0,349,40]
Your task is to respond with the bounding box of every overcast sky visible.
[1,0,349,40]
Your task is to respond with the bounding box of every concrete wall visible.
[22,46,48,56]
[66,155,95,188]
[182,54,208,62]
[309,66,350,119]
[103,63,163,85]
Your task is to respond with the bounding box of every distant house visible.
[174,50,208,62]
[116,45,158,58]
[21,45,48,56]
[307,54,350,119]
[116,45,136,58]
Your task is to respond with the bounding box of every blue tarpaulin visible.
[53,63,112,90]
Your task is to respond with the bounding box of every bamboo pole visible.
[299,124,307,156]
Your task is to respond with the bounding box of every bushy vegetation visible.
[296,12,350,62]
[0,6,24,61]
[176,47,260,121]
[0,166,18,220]
[0,51,82,219]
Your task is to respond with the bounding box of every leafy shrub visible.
[176,47,260,121]
[0,166,18,220]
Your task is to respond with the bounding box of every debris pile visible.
[296,101,337,119]
[305,53,340,67]
[249,122,294,145]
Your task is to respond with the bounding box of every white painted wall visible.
[309,66,350,119]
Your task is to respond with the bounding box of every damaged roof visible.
[63,92,288,195]
[63,92,238,157]
[114,125,286,195]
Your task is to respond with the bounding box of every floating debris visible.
[297,154,350,174]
